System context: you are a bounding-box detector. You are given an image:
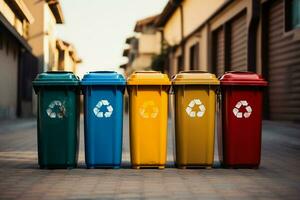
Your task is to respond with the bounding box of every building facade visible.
[121,15,161,76]
[55,39,81,73]
[0,0,81,119]
[156,0,300,122]
[122,0,300,122]
[0,0,37,119]
[24,0,64,73]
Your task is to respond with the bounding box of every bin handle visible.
[46,71,72,73]
[134,71,160,74]
[224,71,255,74]
[89,71,115,73]
[179,70,208,74]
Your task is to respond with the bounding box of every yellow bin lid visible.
[127,71,171,85]
[172,71,220,85]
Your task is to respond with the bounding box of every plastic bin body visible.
[81,71,125,168]
[33,72,80,169]
[127,71,170,169]
[220,72,267,168]
[172,71,219,168]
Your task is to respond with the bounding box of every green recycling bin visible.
[33,71,80,169]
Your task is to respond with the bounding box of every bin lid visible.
[219,71,268,86]
[81,71,125,85]
[127,71,171,85]
[32,71,80,86]
[172,71,219,85]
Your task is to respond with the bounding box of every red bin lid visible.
[219,71,267,86]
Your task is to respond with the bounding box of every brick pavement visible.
[0,115,299,200]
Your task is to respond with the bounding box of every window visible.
[177,55,183,72]
[285,0,300,31]
[189,43,199,70]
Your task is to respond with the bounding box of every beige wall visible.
[24,0,44,69]
[131,54,153,71]
[55,47,78,73]
[24,0,57,72]
[199,25,209,71]
[63,51,76,72]
[164,8,181,45]
[163,0,225,46]
[44,4,57,71]
[164,0,226,74]
[183,0,226,36]
[167,0,252,75]
[209,0,249,31]
[138,32,161,54]
[0,41,19,119]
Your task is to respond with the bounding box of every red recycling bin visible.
[219,72,267,168]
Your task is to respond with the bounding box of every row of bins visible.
[32,70,267,169]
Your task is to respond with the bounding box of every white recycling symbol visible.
[139,101,159,119]
[186,99,206,118]
[93,100,113,118]
[46,100,65,119]
[233,100,252,119]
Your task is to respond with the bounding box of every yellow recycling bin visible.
[172,71,219,168]
[127,71,171,169]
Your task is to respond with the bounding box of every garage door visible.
[267,0,300,121]
[213,27,225,77]
[230,13,247,71]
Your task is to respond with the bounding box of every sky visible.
[56,0,168,77]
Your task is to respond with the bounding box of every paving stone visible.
[0,117,299,199]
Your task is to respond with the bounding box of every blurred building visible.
[0,0,37,119]
[156,0,300,122]
[54,39,81,73]
[24,0,64,73]
[0,0,81,119]
[123,0,300,122]
[121,14,161,76]
[155,0,226,76]
[24,0,81,116]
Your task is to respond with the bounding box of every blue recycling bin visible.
[81,71,126,168]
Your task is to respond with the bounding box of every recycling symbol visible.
[46,100,65,119]
[233,100,252,118]
[93,100,113,118]
[186,99,206,118]
[139,101,159,119]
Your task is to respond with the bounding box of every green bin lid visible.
[32,71,80,86]
[172,71,219,85]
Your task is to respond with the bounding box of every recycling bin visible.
[172,71,219,168]
[32,71,80,169]
[219,72,267,168]
[81,71,125,168]
[127,71,170,169]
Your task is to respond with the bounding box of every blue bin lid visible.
[81,71,126,85]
